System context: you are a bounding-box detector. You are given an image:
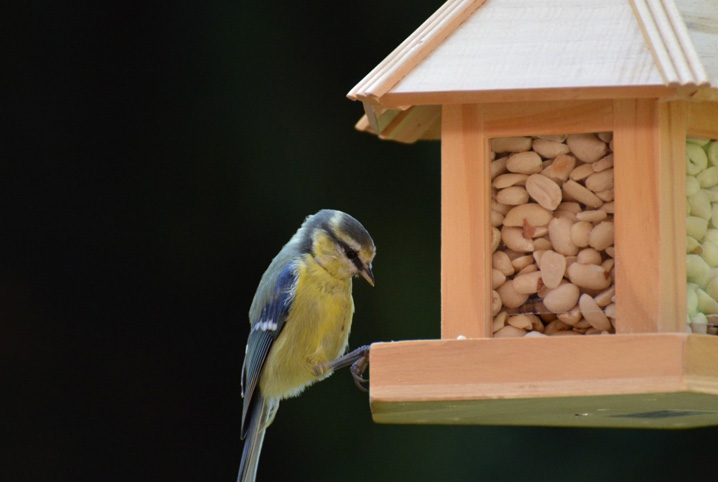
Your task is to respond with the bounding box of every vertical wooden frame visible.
[613,99,685,333]
[659,100,687,332]
[441,100,616,339]
[440,99,709,339]
[441,104,491,339]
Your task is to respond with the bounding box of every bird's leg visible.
[326,345,371,392]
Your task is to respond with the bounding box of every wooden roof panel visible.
[676,0,718,85]
[348,0,718,141]
[390,0,664,95]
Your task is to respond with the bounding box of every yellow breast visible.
[259,255,354,399]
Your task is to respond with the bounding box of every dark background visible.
[5,1,718,481]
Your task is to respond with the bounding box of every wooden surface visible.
[658,100,687,331]
[675,0,718,87]
[368,334,718,428]
[348,0,718,121]
[630,0,709,87]
[378,86,678,109]
[354,106,441,144]
[481,100,613,136]
[347,0,484,107]
[441,104,491,339]
[385,0,666,96]
[613,99,685,332]
[687,100,718,137]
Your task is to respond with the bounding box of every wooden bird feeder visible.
[348,0,718,429]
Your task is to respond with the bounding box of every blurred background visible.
[5,1,718,481]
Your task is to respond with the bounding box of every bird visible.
[238,209,376,482]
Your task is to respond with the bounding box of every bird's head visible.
[300,209,376,285]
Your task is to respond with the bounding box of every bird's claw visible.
[350,349,370,392]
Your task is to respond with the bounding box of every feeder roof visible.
[348,0,718,143]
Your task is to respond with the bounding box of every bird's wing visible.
[241,261,297,438]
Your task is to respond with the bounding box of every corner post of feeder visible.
[440,103,492,339]
[613,98,686,333]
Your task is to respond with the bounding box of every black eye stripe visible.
[338,241,364,270]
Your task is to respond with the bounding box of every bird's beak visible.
[360,264,375,286]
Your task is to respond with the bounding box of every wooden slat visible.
[675,0,718,88]
[482,100,613,136]
[658,100,687,333]
[379,106,441,144]
[370,335,684,403]
[347,0,485,105]
[367,334,718,428]
[378,85,678,108]
[614,99,671,332]
[441,104,490,339]
[631,0,710,87]
[660,0,710,84]
[687,100,718,137]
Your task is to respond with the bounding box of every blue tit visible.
[238,209,376,482]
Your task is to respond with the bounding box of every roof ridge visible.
[630,0,709,87]
[347,0,486,106]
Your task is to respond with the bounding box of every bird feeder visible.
[348,0,718,428]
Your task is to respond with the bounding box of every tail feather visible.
[237,394,278,482]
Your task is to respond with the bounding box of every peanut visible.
[507,151,543,174]
[566,263,612,290]
[579,294,612,331]
[563,180,603,208]
[494,325,527,338]
[539,250,566,289]
[544,154,576,182]
[566,133,608,163]
[532,138,570,158]
[543,283,580,313]
[493,251,515,277]
[501,226,534,252]
[592,154,614,172]
[526,174,562,210]
[507,314,535,330]
[588,221,614,251]
[491,137,532,153]
[496,280,529,308]
[570,221,593,248]
[496,186,530,205]
[493,311,508,333]
[503,203,553,227]
[548,217,578,256]
[575,210,607,222]
[585,168,614,192]
[493,173,529,189]
[513,271,544,294]
[576,248,602,265]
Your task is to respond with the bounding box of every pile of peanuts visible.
[686,137,718,335]
[490,133,616,338]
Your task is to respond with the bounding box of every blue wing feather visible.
[241,261,297,438]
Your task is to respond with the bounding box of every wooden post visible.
[613,99,685,333]
[441,104,491,339]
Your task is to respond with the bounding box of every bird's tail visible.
[237,394,278,482]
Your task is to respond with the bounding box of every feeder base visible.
[368,334,718,429]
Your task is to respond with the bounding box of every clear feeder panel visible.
[490,134,616,337]
[686,137,718,335]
